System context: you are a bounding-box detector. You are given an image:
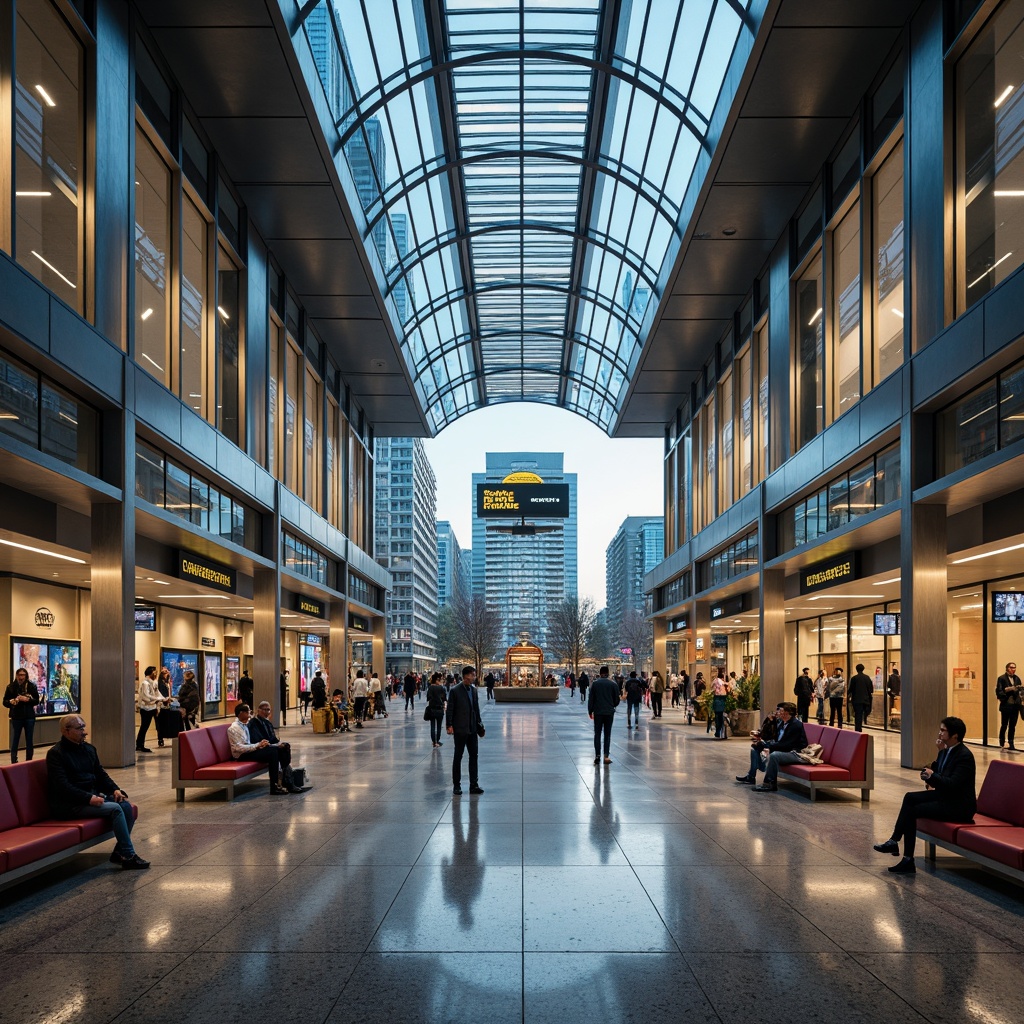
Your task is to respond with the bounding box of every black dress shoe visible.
[888,857,916,874]
[594,757,600,764]
[752,783,777,792]
[121,854,150,870]
[469,785,484,794]
[135,747,152,753]
[453,785,463,794]
[109,851,126,864]
[269,785,289,795]
[735,775,755,784]
[287,784,304,793]
[873,839,900,856]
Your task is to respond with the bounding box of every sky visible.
[422,405,664,608]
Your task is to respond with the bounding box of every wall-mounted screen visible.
[134,607,156,631]
[203,652,222,703]
[873,613,900,635]
[161,649,200,698]
[225,656,240,703]
[11,638,81,717]
[993,592,1024,623]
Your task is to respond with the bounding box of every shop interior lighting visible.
[217,306,229,320]
[141,353,164,372]
[0,412,18,420]
[34,84,56,107]
[140,308,154,321]
[995,190,1024,196]
[16,191,51,197]
[960,403,996,428]
[808,307,823,326]
[968,251,1013,290]
[952,542,1024,564]
[806,594,876,600]
[873,576,901,585]
[160,594,230,599]
[30,251,75,289]
[891,308,904,318]
[995,84,1015,108]
[0,538,85,563]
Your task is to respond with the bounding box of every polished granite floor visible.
[3,695,1024,1024]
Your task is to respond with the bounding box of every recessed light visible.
[140,307,154,321]
[16,191,52,197]
[952,542,1024,564]
[34,84,56,107]
[0,538,85,563]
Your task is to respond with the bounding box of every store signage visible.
[710,595,744,620]
[620,647,633,656]
[349,613,370,633]
[668,615,689,633]
[476,482,570,518]
[800,552,860,595]
[695,637,705,650]
[201,637,216,648]
[178,550,236,593]
[34,607,55,629]
[293,593,326,618]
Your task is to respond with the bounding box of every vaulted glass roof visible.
[300,0,753,433]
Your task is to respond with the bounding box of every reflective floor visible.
[3,696,1024,1024]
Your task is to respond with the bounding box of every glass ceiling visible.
[300,0,753,433]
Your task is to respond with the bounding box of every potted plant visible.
[729,673,760,735]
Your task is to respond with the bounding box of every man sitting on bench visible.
[248,701,303,792]
[735,704,783,785]
[749,702,807,793]
[227,704,288,795]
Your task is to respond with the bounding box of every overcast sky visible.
[422,405,664,607]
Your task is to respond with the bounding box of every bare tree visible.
[617,608,653,671]
[434,604,463,669]
[450,591,503,676]
[547,595,597,677]
[586,618,611,664]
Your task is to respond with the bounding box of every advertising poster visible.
[204,652,222,703]
[161,650,200,697]
[11,639,81,716]
[225,656,240,703]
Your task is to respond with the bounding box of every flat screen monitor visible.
[134,607,156,631]
[992,592,1024,623]
[873,613,900,636]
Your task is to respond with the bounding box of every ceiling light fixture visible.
[808,307,823,326]
[994,190,1024,197]
[995,84,1015,108]
[872,576,901,586]
[891,308,904,319]
[16,191,52,197]
[951,542,1024,564]
[217,306,229,320]
[968,251,1013,290]
[140,307,154,321]
[30,251,75,289]
[34,84,56,107]
[0,538,85,563]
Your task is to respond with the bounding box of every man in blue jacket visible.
[446,665,484,795]
[751,702,807,792]
[588,666,620,765]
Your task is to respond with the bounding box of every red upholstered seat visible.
[208,725,232,763]
[0,826,81,869]
[4,760,51,825]
[829,730,868,780]
[43,805,140,841]
[976,760,1024,826]
[816,727,839,762]
[178,729,217,780]
[781,764,850,781]
[957,826,1024,870]
[194,763,261,780]
[917,818,978,842]
[0,771,21,832]
[0,850,7,873]
[803,724,822,745]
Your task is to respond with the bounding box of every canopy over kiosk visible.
[495,640,559,703]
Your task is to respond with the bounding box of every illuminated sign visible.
[710,595,745,620]
[668,615,689,633]
[293,594,326,618]
[178,550,235,592]
[349,614,370,633]
[800,553,860,594]
[476,483,570,518]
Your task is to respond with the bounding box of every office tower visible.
[606,516,664,642]
[436,520,467,609]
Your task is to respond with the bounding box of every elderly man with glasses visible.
[247,700,305,793]
[227,704,289,795]
[46,715,149,869]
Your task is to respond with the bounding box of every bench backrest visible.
[4,760,51,825]
[803,723,822,745]
[977,758,1024,825]
[208,724,232,762]
[0,771,20,831]
[815,725,840,762]
[178,728,217,780]
[829,730,869,780]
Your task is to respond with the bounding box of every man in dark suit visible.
[249,701,304,792]
[751,702,808,792]
[848,663,874,732]
[996,662,1022,750]
[874,716,976,874]
[446,665,484,795]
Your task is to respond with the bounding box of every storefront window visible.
[832,203,861,418]
[180,197,208,418]
[949,586,985,744]
[15,0,84,311]
[0,353,40,449]
[718,369,734,510]
[957,0,1024,310]
[134,129,171,386]
[999,359,1024,447]
[304,367,322,510]
[939,379,999,474]
[795,253,823,450]
[873,141,904,379]
[217,247,241,445]
[40,379,96,472]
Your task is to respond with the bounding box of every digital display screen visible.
[873,613,900,635]
[993,592,1024,623]
[134,607,156,631]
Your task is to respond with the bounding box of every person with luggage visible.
[178,671,200,731]
[311,671,327,711]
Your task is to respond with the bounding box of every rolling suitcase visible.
[157,707,182,739]
[311,707,331,734]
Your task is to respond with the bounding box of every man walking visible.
[849,663,874,732]
[403,670,417,711]
[588,666,619,765]
[446,665,484,794]
[793,667,813,723]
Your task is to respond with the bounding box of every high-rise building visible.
[436,520,467,609]
[606,517,664,642]
[472,453,577,658]
[374,438,438,673]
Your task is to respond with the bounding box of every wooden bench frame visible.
[171,735,267,802]
[918,828,1024,885]
[778,730,875,802]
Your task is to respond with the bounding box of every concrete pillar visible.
[91,500,135,767]
[329,598,347,695]
[652,615,667,676]
[371,621,385,678]
[253,567,280,721]
[901,503,947,768]
[760,567,786,712]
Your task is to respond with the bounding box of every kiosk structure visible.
[494,640,559,702]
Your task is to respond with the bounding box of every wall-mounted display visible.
[203,652,222,703]
[161,649,200,697]
[134,607,156,631]
[225,656,240,703]
[873,612,900,635]
[12,638,81,717]
[993,592,1024,623]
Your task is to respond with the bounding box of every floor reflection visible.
[441,799,484,928]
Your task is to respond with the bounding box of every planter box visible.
[493,686,560,703]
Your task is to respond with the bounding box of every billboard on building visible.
[476,483,570,518]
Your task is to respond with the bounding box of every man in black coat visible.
[587,666,620,765]
[249,701,303,792]
[848,663,874,732]
[875,716,976,873]
[47,715,149,869]
[996,661,1022,750]
[793,668,813,723]
[751,703,808,792]
[310,671,327,710]
[446,665,483,795]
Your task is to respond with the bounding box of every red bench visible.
[918,758,1024,883]
[172,724,267,802]
[777,723,874,802]
[0,759,139,889]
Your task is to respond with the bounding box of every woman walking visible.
[426,672,447,747]
[3,667,39,763]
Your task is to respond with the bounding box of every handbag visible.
[423,706,431,721]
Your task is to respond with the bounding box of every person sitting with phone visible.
[874,716,976,874]
[46,714,149,869]
[748,702,808,792]
[735,705,784,784]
